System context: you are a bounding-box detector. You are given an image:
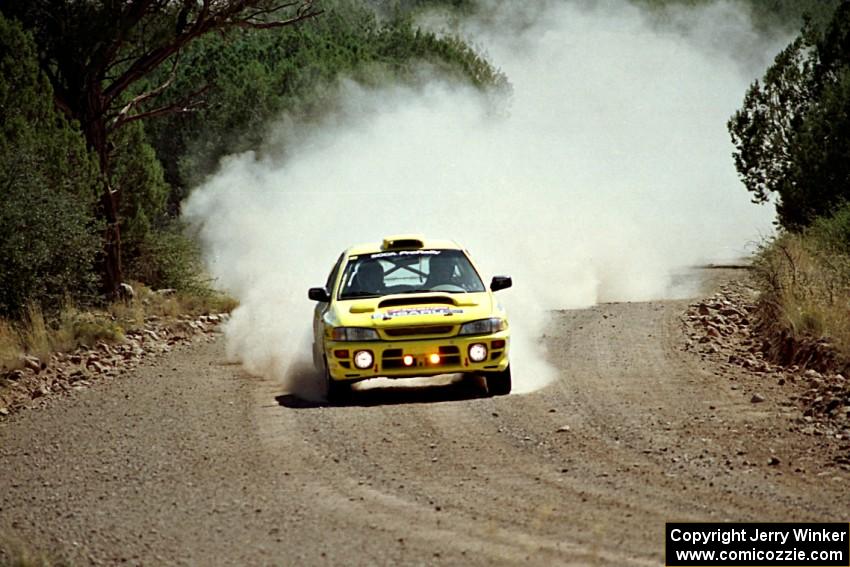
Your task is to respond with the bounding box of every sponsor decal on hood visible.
[371,306,464,320]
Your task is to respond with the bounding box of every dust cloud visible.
[183,1,784,397]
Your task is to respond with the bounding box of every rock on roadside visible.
[0,312,230,418]
[681,281,850,446]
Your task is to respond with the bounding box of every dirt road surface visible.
[1,269,848,565]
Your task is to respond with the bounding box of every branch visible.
[104,55,141,79]
[232,2,322,29]
[108,84,210,133]
[43,66,73,119]
[91,0,160,84]
[242,2,301,21]
[110,55,181,129]
[103,37,199,107]
[102,1,321,105]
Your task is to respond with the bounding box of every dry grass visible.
[754,232,850,360]
[175,290,239,315]
[0,536,70,567]
[51,304,81,353]
[0,319,23,371]
[107,295,147,331]
[20,303,50,362]
[1,303,52,371]
[0,285,237,371]
[116,282,238,319]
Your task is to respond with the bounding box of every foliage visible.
[1,0,505,320]
[109,121,170,270]
[125,221,208,293]
[0,14,101,317]
[753,205,850,366]
[634,0,841,31]
[4,0,494,297]
[754,235,850,358]
[62,309,126,348]
[728,1,850,229]
[142,0,507,191]
[810,201,850,251]
[110,124,217,294]
[0,165,103,316]
[1,0,321,297]
[366,0,476,18]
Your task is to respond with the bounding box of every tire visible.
[312,343,321,372]
[324,359,351,403]
[485,364,512,396]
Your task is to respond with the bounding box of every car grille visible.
[383,325,455,338]
[382,346,461,369]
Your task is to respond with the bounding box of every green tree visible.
[1,0,321,298]
[110,121,170,269]
[0,14,101,315]
[633,0,840,32]
[729,1,850,229]
[143,0,507,193]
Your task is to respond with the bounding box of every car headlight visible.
[458,318,507,336]
[332,327,379,341]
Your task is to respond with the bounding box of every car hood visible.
[332,292,498,328]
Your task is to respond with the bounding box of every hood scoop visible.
[378,295,455,309]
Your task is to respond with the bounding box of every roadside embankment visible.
[0,286,232,417]
[684,278,849,465]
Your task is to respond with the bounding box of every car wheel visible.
[485,365,512,396]
[324,359,351,403]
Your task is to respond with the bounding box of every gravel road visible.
[1,270,848,566]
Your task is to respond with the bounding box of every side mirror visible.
[490,275,512,292]
[308,287,331,302]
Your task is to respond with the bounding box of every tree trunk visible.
[100,181,123,301]
[82,88,123,300]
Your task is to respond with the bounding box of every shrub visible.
[110,121,170,271]
[0,14,101,317]
[66,312,125,347]
[753,216,850,367]
[0,162,102,317]
[809,201,850,253]
[125,221,208,293]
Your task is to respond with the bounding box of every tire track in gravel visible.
[1,270,848,566]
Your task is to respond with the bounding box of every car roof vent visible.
[381,234,425,251]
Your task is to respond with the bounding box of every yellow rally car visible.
[308,235,512,400]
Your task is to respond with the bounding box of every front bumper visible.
[324,331,510,382]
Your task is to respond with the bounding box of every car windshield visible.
[338,249,486,299]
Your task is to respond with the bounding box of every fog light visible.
[428,353,440,365]
[353,350,373,369]
[468,343,487,362]
[403,355,414,366]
